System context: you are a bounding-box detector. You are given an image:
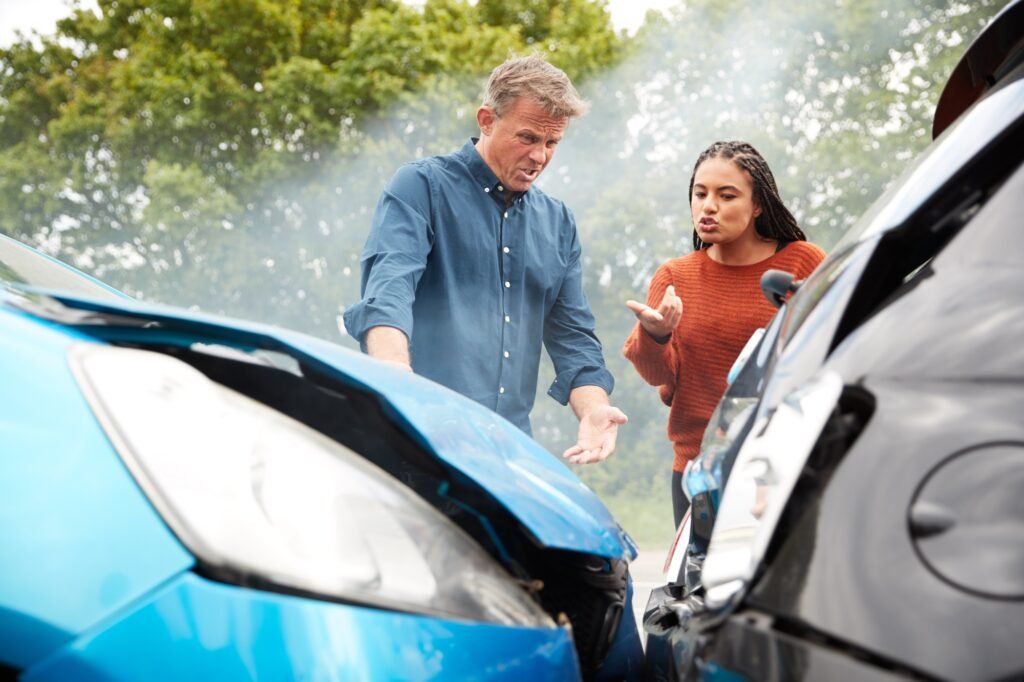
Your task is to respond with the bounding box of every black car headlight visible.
[701,371,842,611]
[69,344,552,627]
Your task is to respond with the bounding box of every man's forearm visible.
[366,326,412,369]
[568,384,610,420]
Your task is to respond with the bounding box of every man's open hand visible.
[563,404,629,465]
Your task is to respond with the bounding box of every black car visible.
[644,1,1024,680]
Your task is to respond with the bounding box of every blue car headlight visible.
[69,344,553,628]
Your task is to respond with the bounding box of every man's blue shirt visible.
[343,138,613,434]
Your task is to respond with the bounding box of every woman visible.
[623,140,825,527]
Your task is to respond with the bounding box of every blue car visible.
[0,233,637,680]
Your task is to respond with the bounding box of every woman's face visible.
[690,157,762,246]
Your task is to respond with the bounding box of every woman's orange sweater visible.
[623,242,826,472]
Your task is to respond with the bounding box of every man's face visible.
[476,97,568,193]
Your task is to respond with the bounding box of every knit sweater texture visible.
[623,241,826,472]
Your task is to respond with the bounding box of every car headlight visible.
[684,396,759,508]
[69,344,552,627]
[700,371,842,611]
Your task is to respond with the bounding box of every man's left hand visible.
[563,405,629,465]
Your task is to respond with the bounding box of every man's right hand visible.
[626,285,682,341]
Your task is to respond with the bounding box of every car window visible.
[0,236,125,301]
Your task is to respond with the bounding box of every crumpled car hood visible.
[4,287,635,561]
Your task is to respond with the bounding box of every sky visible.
[0,0,683,48]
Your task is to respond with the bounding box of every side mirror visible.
[760,269,802,308]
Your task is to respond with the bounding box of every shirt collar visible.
[460,137,527,205]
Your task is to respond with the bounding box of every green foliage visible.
[0,0,1010,548]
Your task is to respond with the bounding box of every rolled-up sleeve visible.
[543,217,614,405]
[342,164,434,349]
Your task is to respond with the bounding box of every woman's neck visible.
[706,235,778,266]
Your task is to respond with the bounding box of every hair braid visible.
[688,141,807,251]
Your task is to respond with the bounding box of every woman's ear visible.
[753,203,763,218]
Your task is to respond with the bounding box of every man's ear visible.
[477,106,496,136]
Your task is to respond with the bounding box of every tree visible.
[0,0,620,314]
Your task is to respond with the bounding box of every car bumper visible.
[642,586,905,682]
[22,572,581,681]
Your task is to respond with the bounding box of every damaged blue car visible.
[0,232,638,680]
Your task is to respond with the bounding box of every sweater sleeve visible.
[622,263,679,387]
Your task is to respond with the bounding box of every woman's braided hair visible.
[688,140,807,251]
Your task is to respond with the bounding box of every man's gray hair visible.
[483,54,589,119]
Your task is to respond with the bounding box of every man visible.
[343,55,642,681]
[343,54,627,464]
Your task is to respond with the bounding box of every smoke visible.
[45,0,1005,544]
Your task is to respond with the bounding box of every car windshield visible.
[0,236,124,301]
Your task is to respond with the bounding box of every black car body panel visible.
[743,148,1024,682]
[827,159,1024,384]
[750,381,1024,682]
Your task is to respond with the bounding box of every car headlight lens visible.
[684,396,759,506]
[701,371,842,610]
[69,344,552,627]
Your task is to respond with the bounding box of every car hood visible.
[2,287,634,561]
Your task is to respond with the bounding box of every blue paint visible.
[0,309,194,670]
[23,574,580,681]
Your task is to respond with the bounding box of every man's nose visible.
[529,144,547,163]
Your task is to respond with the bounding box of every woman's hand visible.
[626,285,682,341]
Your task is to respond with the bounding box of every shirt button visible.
[499,386,505,394]
[503,351,510,358]
[504,315,510,323]
[503,211,508,218]
[503,246,510,253]
[498,185,504,191]
[504,281,510,288]
[484,187,490,193]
